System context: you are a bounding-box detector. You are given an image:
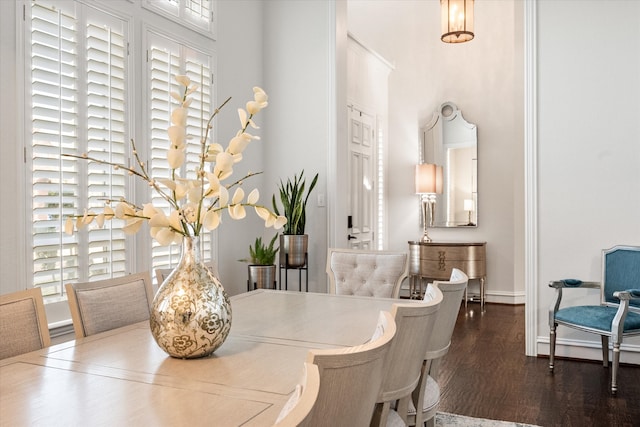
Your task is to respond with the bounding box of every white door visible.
[347,107,376,249]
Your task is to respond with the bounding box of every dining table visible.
[0,289,410,427]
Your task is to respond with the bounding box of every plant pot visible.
[279,234,308,268]
[248,264,277,290]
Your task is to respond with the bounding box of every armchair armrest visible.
[548,280,601,329]
[613,289,640,301]
[548,280,601,289]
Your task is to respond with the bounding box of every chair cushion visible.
[0,298,43,359]
[406,374,440,415]
[331,252,405,298]
[76,279,151,336]
[386,409,407,427]
[555,305,640,333]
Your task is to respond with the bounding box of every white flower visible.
[63,75,286,246]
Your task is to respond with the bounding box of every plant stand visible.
[278,253,308,292]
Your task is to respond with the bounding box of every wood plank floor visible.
[436,303,640,427]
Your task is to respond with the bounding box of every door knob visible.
[347,234,356,240]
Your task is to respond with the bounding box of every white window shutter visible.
[29,1,129,294]
[147,32,214,275]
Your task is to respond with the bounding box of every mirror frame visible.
[421,102,478,227]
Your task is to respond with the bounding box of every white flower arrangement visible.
[64,75,286,245]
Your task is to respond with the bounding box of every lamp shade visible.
[441,0,474,43]
[464,199,474,211]
[415,163,443,194]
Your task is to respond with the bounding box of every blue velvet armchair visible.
[548,245,640,394]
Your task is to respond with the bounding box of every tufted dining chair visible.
[549,245,640,394]
[326,248,409,299]
[0,288,51,359]
[66,271,154,339]
[406,268,468,427]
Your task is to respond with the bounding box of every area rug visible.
[436,412,541,427]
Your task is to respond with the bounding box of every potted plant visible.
[241,234,278,290]
[272,170,319,268]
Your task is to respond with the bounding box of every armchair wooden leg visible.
[601,335,609,367]
[549,323,556,371]
[612,342,620,395]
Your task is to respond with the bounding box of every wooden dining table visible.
[0,289,409,427]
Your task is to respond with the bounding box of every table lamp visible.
[464,198,475,226]
[416,163,443,242]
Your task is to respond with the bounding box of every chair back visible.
[372,295,442,426]
[424,268,469,362]
[0,288,51,359]
[155,261,219,285]
[66,271,154,338]
[602,246,640,309]
[326,248,408,298]
[304,311,396,427]
[273,363,321,427]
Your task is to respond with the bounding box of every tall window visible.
[29,1,129,296]
[147,32,214,271]
[26,0,215,295]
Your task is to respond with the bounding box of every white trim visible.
[537,337,640,365]
[524,0,538,357]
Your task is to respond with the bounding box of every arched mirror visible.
[421,102,477,227]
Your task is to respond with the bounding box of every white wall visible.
[347,0,525,304]
[261,0,333,293]
[535,0,640,363]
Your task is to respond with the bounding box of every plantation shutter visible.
[84,10,128,280]
[147,32,214,275]
[29,1,129,295]
[30,1,79,296]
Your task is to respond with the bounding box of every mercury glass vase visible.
[150,235,232,358]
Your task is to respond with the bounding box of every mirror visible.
[421,102,477,227]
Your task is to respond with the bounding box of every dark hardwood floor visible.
[436,303,640,427]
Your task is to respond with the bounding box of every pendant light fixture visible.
[441,0,474,43]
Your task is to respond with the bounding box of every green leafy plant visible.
[241,234,279,265]
[272,170,319,235]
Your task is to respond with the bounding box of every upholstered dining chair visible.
[372,292,444,427]
[326,248,409,299]
[406,268,468,427]
[302,311,397,427]
[549,245,640,394]
[273,362,321,427]
[0,288,51,359]
[66,271,154,339]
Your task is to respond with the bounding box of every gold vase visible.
[150,236,232,358]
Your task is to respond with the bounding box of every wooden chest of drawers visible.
[408,241,487,309]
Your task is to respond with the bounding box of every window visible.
[28,0,129,296]
[143,0,216,39]
[147,31,214,271]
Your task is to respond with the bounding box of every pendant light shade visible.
[441,0,474,43]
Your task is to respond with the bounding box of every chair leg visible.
[549,323,556,371]
[612,342,620,395]
[371,401,391,427]
[601,335,609,367]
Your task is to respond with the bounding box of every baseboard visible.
[484,290,526,305]
[537,336,640,365]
